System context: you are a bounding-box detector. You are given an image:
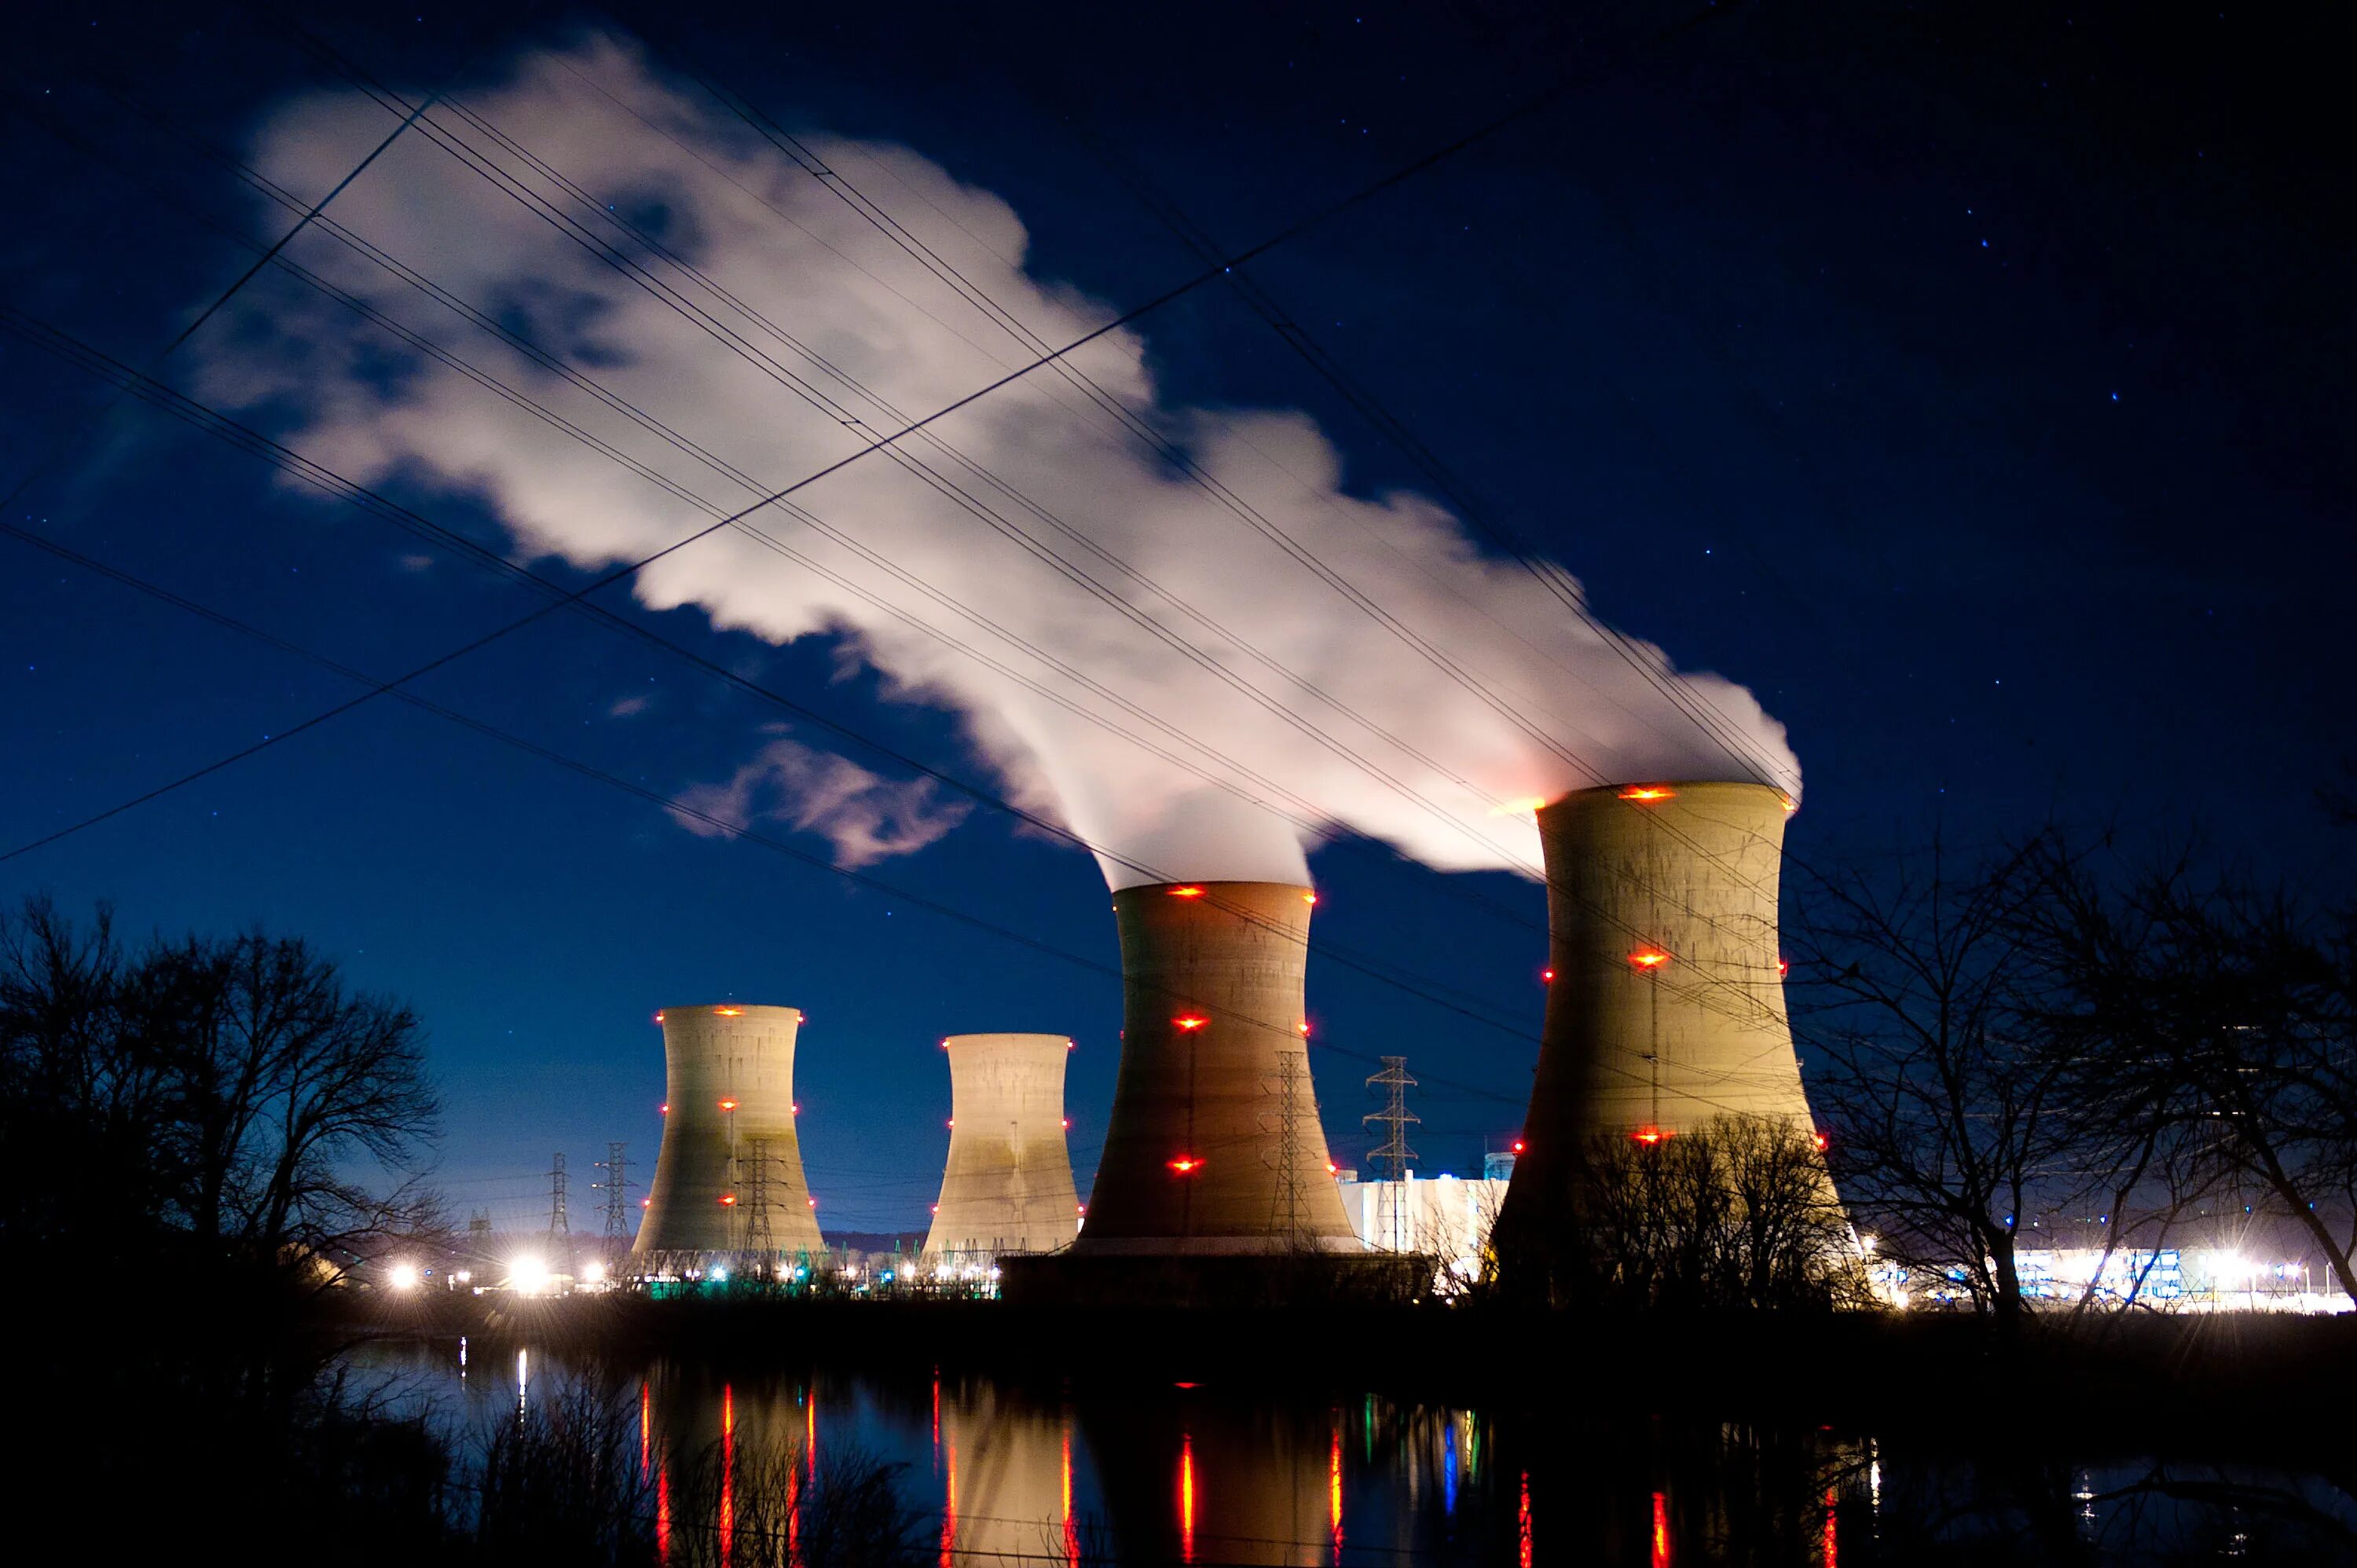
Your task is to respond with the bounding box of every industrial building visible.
[1072,881,1361,1256]
[632,1003,824,1273]
[1335,1168,1512,1278]
[1493,782,1824,1260]
[926,1032,1082,1258]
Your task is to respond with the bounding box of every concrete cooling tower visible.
[925,1032,1082,1257]
[633,1003,823,1267]
[1494,781,1821,1250]
[1072,881,1358,1255]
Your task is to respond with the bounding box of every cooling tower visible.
[633,1003,824,1263]
[926,1033,1082,1258]
[1494,781,1820,1247]
[1072,881,1358,1255]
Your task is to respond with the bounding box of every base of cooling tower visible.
[999,1248,1428,1309]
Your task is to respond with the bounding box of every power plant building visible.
[926,1032,1082,1258]
[1072,881,1359,1256]
[1494,781,1824,1255]
[632,1003,823,1272]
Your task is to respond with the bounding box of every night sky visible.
[5,2,2349,1234]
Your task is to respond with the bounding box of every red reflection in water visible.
[720,1385,735,1567]
[787,1464,801,1563]
[940,1437,958,1568]
[1329,1415,1346,1563]
[640,1379,651,1477]
[1651,1490,1671,1568]
[1517,1472,1532,1568]
[1179,1433,1197,1564]
[806,1386,818,1466]
[657,1464,672,1563]
[931,1369,942,1468]
[1061,1425,1080,1568]
[1824,1486,1838,1566]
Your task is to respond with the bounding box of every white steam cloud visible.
[670,735,971,868]
[199,36,1798,888]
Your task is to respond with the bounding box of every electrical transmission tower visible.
[548,1152,570,1235]
[468,1209,492,1249]
[744,1138,775,1269]
[1262,1052,1310,1246]
[593,1142,631,1241]
[1364,1057,1420,1252]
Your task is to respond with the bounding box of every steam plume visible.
[199,36,1799,888]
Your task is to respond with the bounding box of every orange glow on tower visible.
[1630,949,1670,969]
[1633,1127,1672,1145]
[1168,885,1206,899]
[1618,786,1677,802]
[1168,1155,1202,1174]
[1173,1015,1208,1031]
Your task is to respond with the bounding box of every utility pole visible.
[548,1152,570,1235]
[1263,1052,1310,1245]
[594,1142,631,1242]
[1364,1057,1420,1253]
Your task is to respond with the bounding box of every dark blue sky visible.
[4,2,2348,1233]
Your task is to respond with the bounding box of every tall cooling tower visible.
[926,1032,1082,1256]
[633,1003,823,1262]
[1494,781,1819,1247]
[1072,881,1358,1255]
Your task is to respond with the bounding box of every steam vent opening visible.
[1493,782,1827,1269]
[1072,881,1361,1255]
[926,1033,1083,1256]
[634,1004,823,1265]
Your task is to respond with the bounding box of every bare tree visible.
[2029,847,2357,1299]
[1789,834,2070,1334]
[0,896,442,1273]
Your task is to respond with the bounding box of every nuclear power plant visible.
[633,1003,823,1273]
[926,1032,1082,1258]
[1493,780,1821,1258]
[1072,881,1359,1256]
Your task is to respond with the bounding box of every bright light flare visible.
[1173,1015,1208,1031]
[1168,1156,1203,1174]
[1629,949,1671,969]
[718,1097,739,1112]
[1632,1127,1672,1145]
[387,1261,420,1291]
[719,1193,738,1207]
[1619,786,1676,803]
[1168,885,1206,899]
[582,1259,607,1284]
[508,1255,552,1295]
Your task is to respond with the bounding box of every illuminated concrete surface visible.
[1074,881,1358,1255]
[1496,782,1820,1247]
[926,1032,1082,1256]
[633,1003,823,1258]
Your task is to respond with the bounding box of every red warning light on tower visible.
[1167,1155,1203,1174]
[1629,949,1671,969]
[1618,786,1677,803]
[1632,1127,1672,1145]
[1174,1015,1208,1031]
[718,1097,739,1112]
[718,1193,738,1206]
[1168,886,1207,899]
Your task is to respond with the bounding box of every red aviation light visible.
[659,1103,669,1115]
[1779,958,1791,978]
[715,1006,742,1017]
[1297,1022,1311,1036]
[718,1098,739,1112]
[1618,786,1676,803]
[1633,1127,1673,1145]
[1303,891,1318,905]
[1325,1162,1339,1175]
[1541,968,1556,984]
[1168,1155,1203,1174]
[719,1194,738,1206]
[1174,1015,1208,1031]
[1813,1132,1830,1153]
[1061,1118,1071,1130]
[1781,795,1799,815]
[1168,885,1207,899]
[1512,1139,1526,1154]
[641,1197,651,1208]
[808,1198,816,1207]
[1630,949,1671,969]
[654,1011,665,1024]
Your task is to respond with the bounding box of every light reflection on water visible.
[354,1342,2356,1564]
